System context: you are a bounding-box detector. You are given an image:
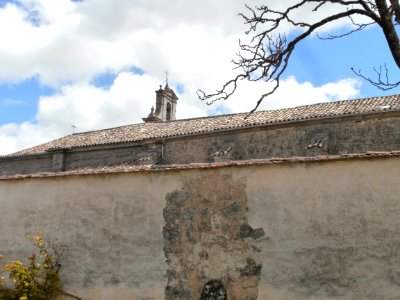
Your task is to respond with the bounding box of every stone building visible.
[1,88,400,300]
[1,87,400,175]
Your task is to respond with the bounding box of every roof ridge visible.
[70,94,400,136]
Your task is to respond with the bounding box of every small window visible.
[166,102,172,120]
[200,280,227,300]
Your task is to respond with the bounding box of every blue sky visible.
[286,25,398,96]
[0,77,54,125]
[0,0,398,154]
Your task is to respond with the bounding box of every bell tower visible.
[143,72,178,123]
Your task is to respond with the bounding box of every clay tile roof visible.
[6,94,400,157]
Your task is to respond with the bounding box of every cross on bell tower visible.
[164,69,169,86]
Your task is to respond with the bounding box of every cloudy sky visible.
[0,0,398,154]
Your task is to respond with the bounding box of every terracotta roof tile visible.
[5,94,400,157]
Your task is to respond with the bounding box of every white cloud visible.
[0,122,53,155]
[0,0,357,85]
[0,73,361,155]
[0,0,367,155]
[0,71,211,154]
[206,76,362,113]
[0,0,254,85]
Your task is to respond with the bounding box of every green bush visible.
[0,233,68,300]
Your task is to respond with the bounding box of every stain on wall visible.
[163,172,264,300]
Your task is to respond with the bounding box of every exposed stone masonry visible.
[2,94,400,176]
[163,115,400,163]
[2,113,400,175]
[163,172,264,300]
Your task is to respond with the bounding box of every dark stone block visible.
[165,285,192,300]
[198,221,210,233]
[239,223,265,240]
[223,202,240,216]
[251,228,266,240]
[182,207,196,220]
[238,258,262,277]
[163,224,181,241]
[166,269,178,281]
[239,223,253,239]
[163,208,181,222]
[166,190,188,205]
[186,223,197,244]
[198,250,208,259]
[163,245,183,256]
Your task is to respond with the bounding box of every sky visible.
[0,0,399,155]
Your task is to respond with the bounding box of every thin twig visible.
[197,0,400,113]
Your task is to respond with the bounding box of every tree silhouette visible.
[197,0,400,112]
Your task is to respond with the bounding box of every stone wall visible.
[0,154,54,175]
[64,143,162,170]
[2,113,400,175]
[163,174,264,300]
[0,143,162,175]
[163,114,400,164]
[1,156,400,299]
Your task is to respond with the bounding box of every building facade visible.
[1,91,400,299]
[1,91,400,175]
[1,154,400,299]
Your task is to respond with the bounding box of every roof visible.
[6,94,400,157]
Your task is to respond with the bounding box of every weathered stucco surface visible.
[0,173,181,300]
[1,157,400,299]
[245,158,400,300]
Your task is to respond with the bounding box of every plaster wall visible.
[245,157,400,300]
[1,157,400,299]
[0,172,181,300]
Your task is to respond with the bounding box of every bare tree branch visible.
[375,0,400,68]
[317,15,375,39]
[352,64,400,90]
[389,0,400,23]
[198,0,400,112]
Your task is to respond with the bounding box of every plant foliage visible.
[0,233,69,300]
